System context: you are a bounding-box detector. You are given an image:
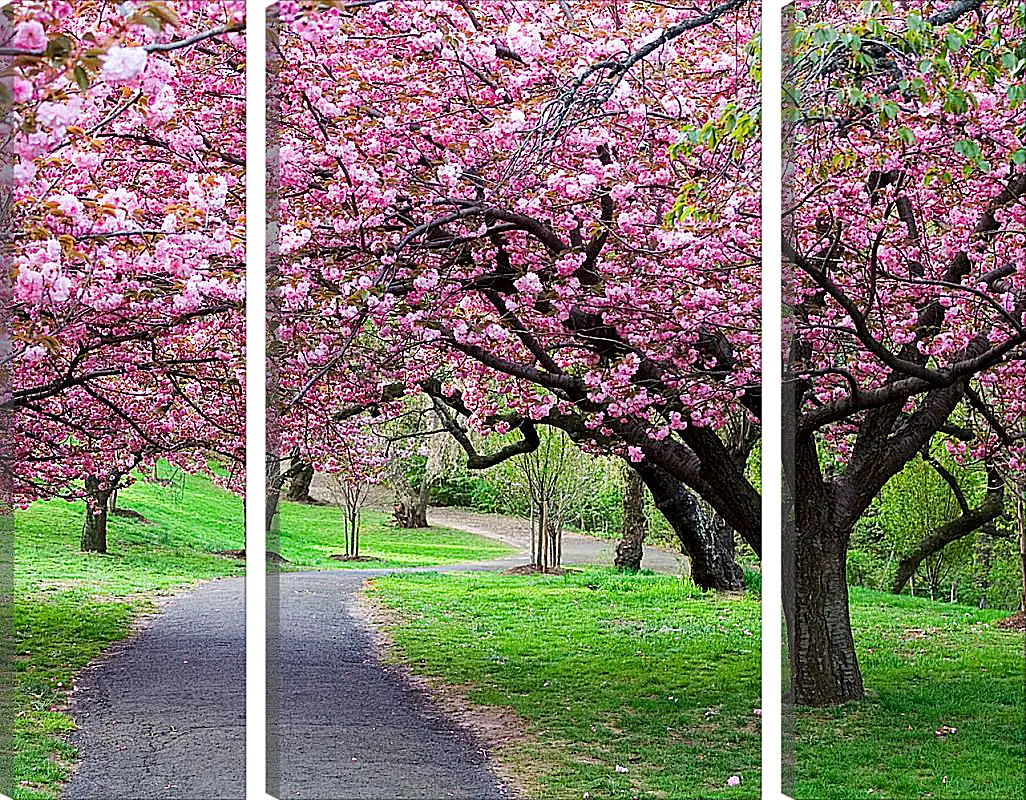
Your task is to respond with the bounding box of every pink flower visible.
[12,20,47,52]
[514,272,543,294]
[12,159,36,185]
[627,446,644,463]
[7,76,34,103]
[727,775,741,787]
[101,46,148,82]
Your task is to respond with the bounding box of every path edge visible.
[353,578,535,800]
[58,574,239,796]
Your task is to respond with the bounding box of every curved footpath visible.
[62,510,684,799]
[63,578,246,799]
[270,567,512,799]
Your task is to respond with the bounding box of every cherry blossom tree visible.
[1,0,246,550]
[271,0,762,590]
[784,0,1025,704]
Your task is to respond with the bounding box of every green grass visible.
[11,471,245,800]
[11,479,512,799]
[365,568,761,799]
[276,500,515,569]
[795,588,1025,799]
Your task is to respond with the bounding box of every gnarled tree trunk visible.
[81,475,111,553]
[891,470,1005,594]
[635,462,743,591]
[787,508,864,706]
[394,476,430,528]
[615,466,648,571]
[266,457,282,535]
[286,457,314,502]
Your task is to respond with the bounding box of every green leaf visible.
[73,64,90,92]
[44,34,74,64]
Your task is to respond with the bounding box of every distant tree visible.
[615,465,648,572]
[326,471,370,560]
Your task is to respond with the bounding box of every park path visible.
[62,504,682,799]
[422,505,686,575]
[308,477,688,576]
[270,567,512,799]
[63,578,245,800]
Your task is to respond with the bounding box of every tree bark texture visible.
[635,461,743,590]
[81,475,110,553]
[286,457,315,502]
[787,514,865,706]
[615,467,648,571]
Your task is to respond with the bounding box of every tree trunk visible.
[890,477,1004,594]
[286,458,314,502]
[634,462,743,591]
[394,486,429,528]
[554,518,562,570]
[615,467,648,571]
[81,475,110,553]
[787,518,865,706]
[539,500,549,572]
[106,487,118,514]
[266,458,282,535]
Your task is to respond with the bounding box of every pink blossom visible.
[101,46,149,82]
[12,20,47,51]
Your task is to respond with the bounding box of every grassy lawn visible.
[795,589,1025,799]
[277,499,515,569]
[12,478,512,799]
[365,568,761,799]
[12,471,244,800]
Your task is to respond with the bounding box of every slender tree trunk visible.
[615,467,648,571]
[540,500,549,572]
[81,476,110,553]
[286,457,314,502]
[786,517,865,706]
[549,520,559,568]
[1017,493,1025,613]
[106,487,118,514]
[635,462,743,590]
[530,503,537,567]
[266,458,282,535]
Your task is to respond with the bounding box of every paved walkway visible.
[62,503,683,799]
[424,505,686,575]
[307,477,688,576]
[63,578,245,799]
[270,569,510,799]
